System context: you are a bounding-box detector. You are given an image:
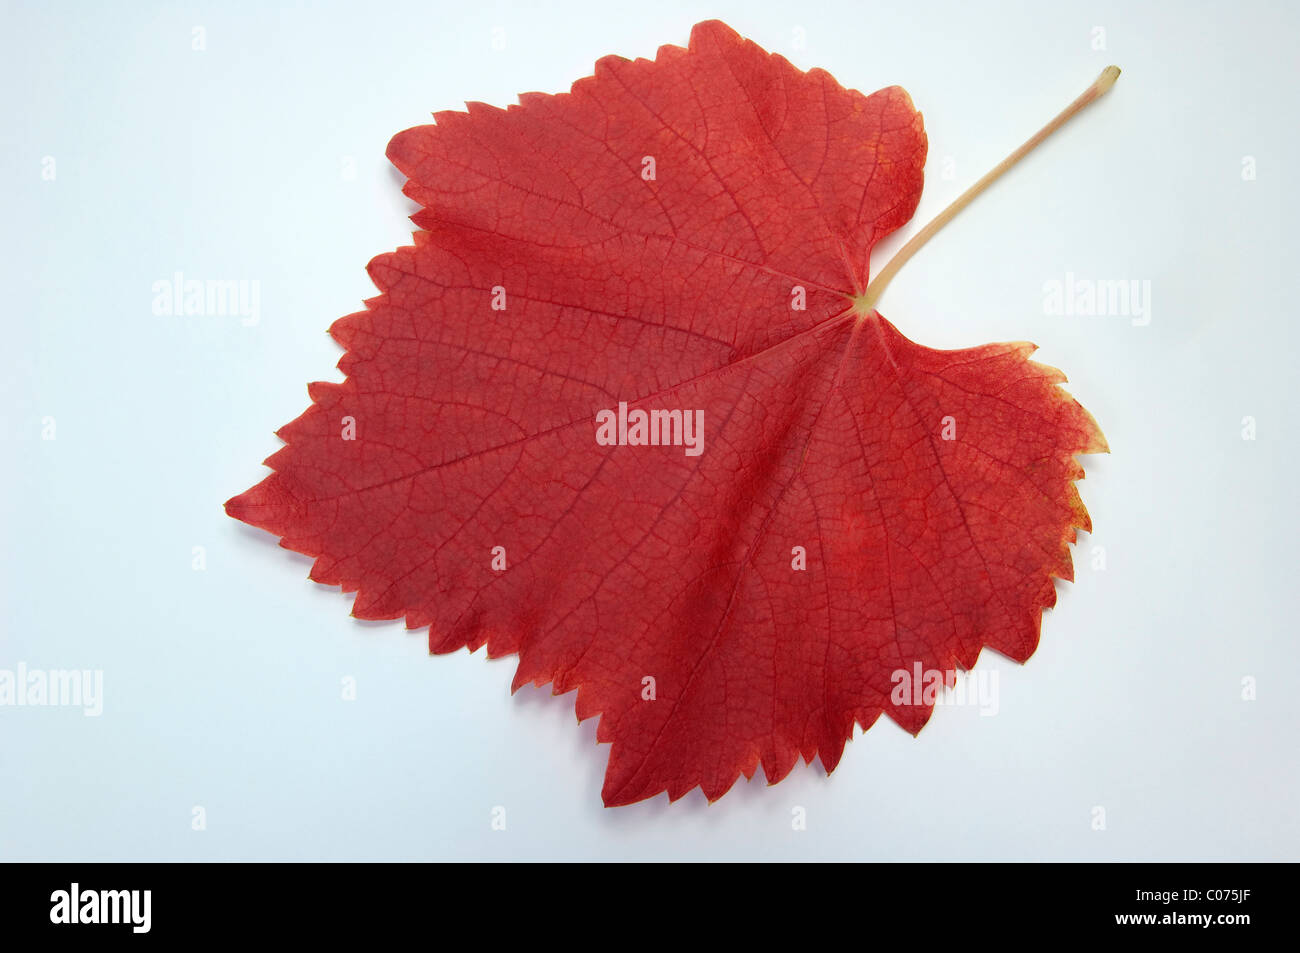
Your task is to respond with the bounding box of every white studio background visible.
[2,0,1296,860]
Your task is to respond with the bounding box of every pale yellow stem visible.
[851,65,1120,317]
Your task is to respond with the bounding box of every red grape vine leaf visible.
[227,20,1108,806]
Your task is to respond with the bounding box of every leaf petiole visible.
[851,65,1121,318]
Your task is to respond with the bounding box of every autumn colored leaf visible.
[227,20,1110,806]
